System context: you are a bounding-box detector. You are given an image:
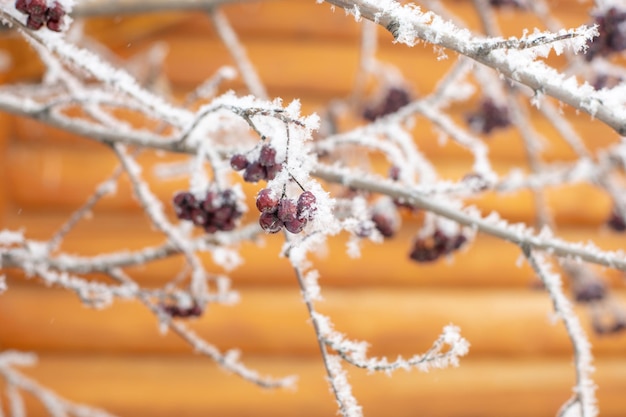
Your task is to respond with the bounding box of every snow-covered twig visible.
[521,247,597,417]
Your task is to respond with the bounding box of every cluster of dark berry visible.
[173,189,243,233]
[230,144,283,183]
[585,7,626,61]
[160,301,203,318]
[409,229,467,263]
[15,0,65,32]
[363,87,411,121]
[606,207,626,232]
[466,98,511,135]
[256,188,316,234]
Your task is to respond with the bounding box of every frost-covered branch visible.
[522,248,597,417]
[0,351,117,417]
[323,0,626,135]
[1,0,626,416]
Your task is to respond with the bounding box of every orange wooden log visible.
[5,354,626,417]
[2,285,625,357]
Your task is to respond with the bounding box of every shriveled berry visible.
[25,0,46,15]
[243,161,266,183]
[607,208,626,232]
[26,14,45,29]
[46,1,65,20]
[371,212,396,238]
[173,191,197,220]
[256,188,279,213]
[161,302,203,318]
[202,192,217,213]
[297,191,317,221]
[213,205,235,223]
[190,208,209,227]
[230,153,249,171]
[277,198,298,223]
[586,7,626,61]
[265,162,283,180]
[219,189,237,205]
[574,281,606,303]
[15,0,29,13]
[218,217,237,231]
[258,144,277,167]
[363,87,411,121]
[466,98,511,135]
[46,18,62,32]
[259,211,282,233]
[284,217,307,233]
[409,240,441,263]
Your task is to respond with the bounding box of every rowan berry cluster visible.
[173,189,243,233]
[466,98,511,135]
[230,144,283,183]
[256,188,316,234]
[15,0,65,32]
[409,229,467,263]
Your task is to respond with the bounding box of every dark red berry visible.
[46,18,62,32]
[574,281,606,303]
[15,0,29,13]
[409,229,468,264]
[607,208,626,232]
[466,98,511,135]
[161,301,203,318]
[25,0,46,16]
[256,188,279,213]
[258,144,277,167]
[230,154,249,171]
[202,192,217,213]
[219,217,237,231]
[363,87,411,121]
[277,198,298,223]
[371,212,396,238]
[265,162,283,180]
[409,239,441,263]
[284,217,307,234]
[586,7,626,61]
[190,208,209,227]
[26,14,45,29]
[46,1,65,20]
[259,211,282,233]
[297,191,317,221]
[243,161,266,183]
[173,191,197,221]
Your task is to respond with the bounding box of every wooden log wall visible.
[1,1,625,416]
